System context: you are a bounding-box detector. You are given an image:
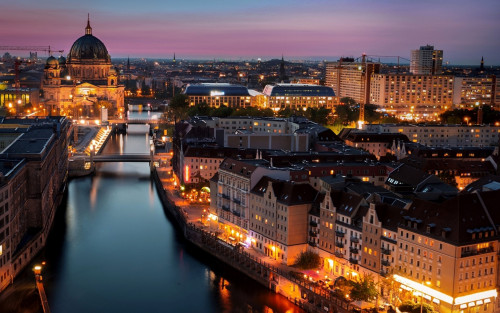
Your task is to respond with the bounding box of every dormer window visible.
[426,226,431,233]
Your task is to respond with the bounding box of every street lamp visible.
[420,281,431,313]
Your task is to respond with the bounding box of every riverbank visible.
[68,125,114,177]
[153,167,354,313]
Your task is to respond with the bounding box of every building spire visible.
[173,52,176,63]
[85,13,92,35]
[480,56,485,72]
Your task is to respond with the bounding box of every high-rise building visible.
[325,57,380,104]
[410,45,443,75]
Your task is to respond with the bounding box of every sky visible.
[1,0,499,64]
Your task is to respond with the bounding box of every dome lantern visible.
[85,13,92,35]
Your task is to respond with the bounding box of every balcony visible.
[232,211,241,217]
[381,248,391,255]
[349,247,359,254]
[350,237,359,243]
[461,246,494,258]
[380,270,390,277]
[221,193,230,200]
[308,241,317,247]
[349,257,358,264]
[310,220,318,227]
[335,241,344,248]
[233,198,241,205]
[335,231,345,238]
[335,251,344,258]
[222,205,230,212]
[309,231,318,238]
[381,259,391,267]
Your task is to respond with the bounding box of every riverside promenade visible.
[154,166,355,313]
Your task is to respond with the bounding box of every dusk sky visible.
[1,0,499,64]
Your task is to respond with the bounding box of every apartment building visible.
[249,177,318,265]
[369,74,454,120]
[364,124,500,147]
[394,190,500,313]
[325,58,380,104]
[342,132,410,160]
[0,117,70,293]
[453,76,497,108]
[410,45,443,75]
[212,158,308,242]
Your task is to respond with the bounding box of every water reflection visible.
[36,112,305,313]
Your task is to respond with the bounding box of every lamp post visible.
[420,281,431,313]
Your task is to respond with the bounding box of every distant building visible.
[341,131,410,160]
[453,76,497,108]
[410,45,443,75]
[369,74,454,120]
[0,88,39,112]
[183,83,253,108]
[364,124,500,147]
[325,57,380,104]
[262,83,336,111]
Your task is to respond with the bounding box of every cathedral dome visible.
[45,56,59,69]
[58,56,66,66]
[67,18,110,62]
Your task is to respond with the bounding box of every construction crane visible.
[0,46,64,56]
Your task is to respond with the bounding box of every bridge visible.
[71,153,152,163]
[108,118,164,125]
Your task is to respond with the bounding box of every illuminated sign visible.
[184,165,190,182]
[393,275,498,305]
[454,290,498,305]
[393,275,453,304]
[210,91,225,96]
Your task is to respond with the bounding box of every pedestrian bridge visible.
[71,153,152,163]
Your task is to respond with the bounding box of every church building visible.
[41,17,124,118]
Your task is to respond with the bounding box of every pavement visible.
[73,126,99,153]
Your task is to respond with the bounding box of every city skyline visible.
[1,0,500,64]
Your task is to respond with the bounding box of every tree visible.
[141,80,151,96]
[169,94,189,122]
[210,105,233,118]
[187,101,211,117]
[293,250,320,269]
[349,274,379,302]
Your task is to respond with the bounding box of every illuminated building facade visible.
[364,124,500,147]
[453,76,496,108]
[184,83,252,108]
[394,191,499,313]
[325,58,380,104]
[41,18,124,117]
[410,45,443,75]
[249,177,317,265]
[0,88,39,113]
[262,83,336,111]
[212,158,306,244]
[369,74,454,120]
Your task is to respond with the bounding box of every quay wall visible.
[152,169,353,313]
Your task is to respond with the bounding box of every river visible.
[9,111,305,313]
